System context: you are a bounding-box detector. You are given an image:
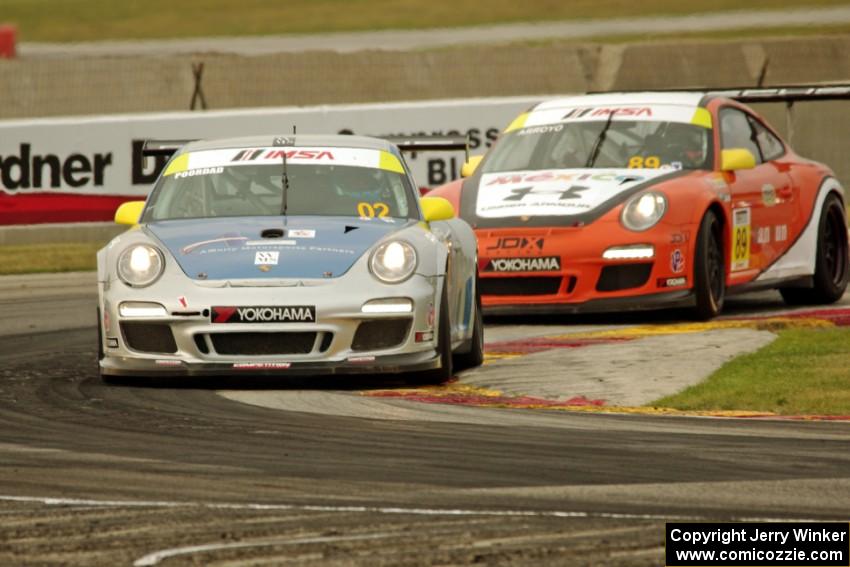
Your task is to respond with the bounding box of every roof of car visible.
[180,134,395,154]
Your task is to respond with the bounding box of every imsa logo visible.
[212,305,316,323]
[483,256,561,273]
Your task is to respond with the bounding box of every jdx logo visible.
[486,236,545,251]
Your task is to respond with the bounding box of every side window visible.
[719,108,763,164]
[750,118,785,161]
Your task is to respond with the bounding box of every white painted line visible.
[0,494,830,525]
[133,533,396,566]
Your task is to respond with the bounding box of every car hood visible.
[146,216,410,280]
[461,167,689,228]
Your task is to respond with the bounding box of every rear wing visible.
[710,84,850,104]
[588,83,850,142]
[383,134,469,162]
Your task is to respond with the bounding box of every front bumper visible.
[100,350,440,377]
[99,273,441,377]
[477,221,694,314]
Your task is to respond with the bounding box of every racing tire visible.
[408,281,453,385]
[692,210,726,320]
[780,193,849,305]
[453,273,484,372]
[96,308,104,363]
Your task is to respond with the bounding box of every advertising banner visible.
[0,96,540,225]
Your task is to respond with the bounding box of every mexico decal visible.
[475,168,673,219]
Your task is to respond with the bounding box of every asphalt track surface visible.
[20,5,850,58]
[1,275,850,566]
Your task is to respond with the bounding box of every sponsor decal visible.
[670,249,685,273]
[0,144,113,192]
[174,167,223,179]
[775,224,788,242]
[287,229,316,238]
[233,362,291,370]
[415,331,435,343]
[485,236,544,252]
[516,124,564,136]
[476,168,667,219]
[178,296,188,309]
[182,236,248,255]
[562,106,652,119]
[232,149,334,161]
[211,305,316,323]
[762,184,777,207]
[670,232,689,244]
[155,360,182,367]
[427,302,435,328]
[483,256,561,272]
[308,246,356,255]
[246,240,296,247]
[732,208,751,271]
[254,251,279,265]
[756,226,771,245]
[347,356,376,363]
[658,277,687,288]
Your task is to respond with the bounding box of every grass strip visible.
[0,243,100,275]
[654,327,850,416]
[3,0,848,42]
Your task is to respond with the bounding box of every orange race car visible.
[429,87,850,319]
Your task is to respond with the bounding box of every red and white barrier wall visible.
[0,97,538,226]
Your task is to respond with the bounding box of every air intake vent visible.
[121,322,177,354]
[480,277,562,296]
[209,332,316,355]
[352,319,411,351]
[596,263,653,292]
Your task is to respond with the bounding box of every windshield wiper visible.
[584,110,617,168]
[274,136,293,223]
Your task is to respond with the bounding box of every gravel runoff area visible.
[19,5,850,58]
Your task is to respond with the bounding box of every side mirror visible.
[720,148,756,172]
[420,196,455,222]
[460,155,484,178]
[114,201,146,226]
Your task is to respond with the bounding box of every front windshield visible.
[483,120,713,173]
[144,148,417,221]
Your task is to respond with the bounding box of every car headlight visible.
[117,244,165,287]
[369,240,417,283]
[621,191,667,231]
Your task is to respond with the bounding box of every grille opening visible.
[480,277,562,296]
[352,319,411,351]
[121,322,177,354]
[596,263,653,292]
[210,332,316,356]
[565,276,578,294]
[319,332,333,353]
[193,334,210,354]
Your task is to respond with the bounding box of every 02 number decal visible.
[357,202,390,218]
